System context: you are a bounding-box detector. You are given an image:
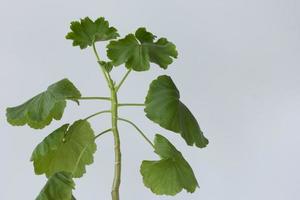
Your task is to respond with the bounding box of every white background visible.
[0,0,299,199]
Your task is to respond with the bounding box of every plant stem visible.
[74,96,111,101]
[92,43,121,200]
[95,128,112,139]
[115,69,132,92]
[92,43,111,87]
[84,110,111,120]
[118,103,145,107]
[110,86,121,200]
[118,118,154,149]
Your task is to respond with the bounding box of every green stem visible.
[118,103,145,107]
[118,118,154,149]
[92,43,111,87]
[115,69,132,92]
[84,110,111,121]
[92,43,121,200]
[95,128,112,139]
[73,96,111,101]
[110,86,121,200]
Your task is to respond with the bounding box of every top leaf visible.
[144,75,208,148]
[6,79,81,129]
[66,17,119,49]
[107,27,178,71]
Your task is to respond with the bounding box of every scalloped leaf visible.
[66,17,119,49]
[6,79,81,129]
[144,75,208,148]
[107,27,178,71]
[141,134,199,195]
[36,172,75,200]
[31,120,97,178]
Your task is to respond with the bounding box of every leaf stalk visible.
[74,96,111,101]
[118,117,154,149]
[95,128,112,139]
[84,110,111,121]
[118,103,145,107]
[115,69,132,92]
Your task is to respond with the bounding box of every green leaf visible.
[98,60,113,72]
[31,120,97,178]
[107,27,178,71]
[144,75,208,148]
[66,17,119,49]
[6,79,81,129]
[36,172,75,200]
[141,134,199,195]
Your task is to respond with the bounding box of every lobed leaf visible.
[144,75,208,148]
[6,79,81,129]
[141,134,199,195]
[66,17,119,49]
[31,120,97,178]
[36,172,75,200]
[107,27,178,71]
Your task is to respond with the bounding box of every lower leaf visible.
[31,120,97,178]
[36,172,75,200]
[140,134,199,196]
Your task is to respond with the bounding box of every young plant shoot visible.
[6,17,209,200]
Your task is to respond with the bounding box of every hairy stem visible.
[92,43,122,200]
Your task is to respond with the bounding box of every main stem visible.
[110,85,121,200]
[92,43,121,200]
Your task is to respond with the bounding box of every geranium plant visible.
[6,17,208,200]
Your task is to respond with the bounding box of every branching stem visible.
[92,43,122,200]
[118,117,154,149]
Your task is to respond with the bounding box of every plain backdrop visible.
[0,0,299,199]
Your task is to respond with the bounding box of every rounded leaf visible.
[141,134,199,195]
[31,120,97,178]
[144,75,208,148]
